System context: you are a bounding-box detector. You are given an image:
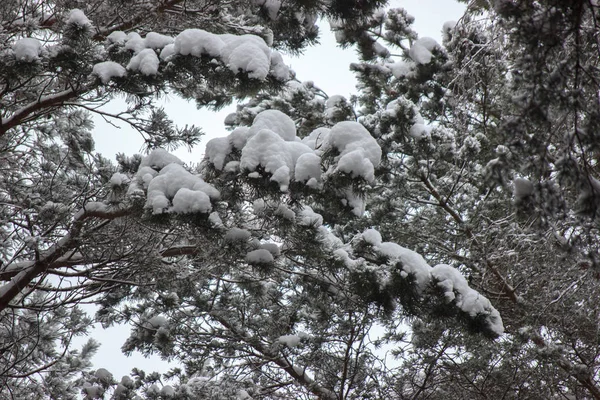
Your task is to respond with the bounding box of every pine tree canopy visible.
[1,0,600,399]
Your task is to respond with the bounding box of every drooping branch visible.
[0,204,132,311]
[0,88,83,136]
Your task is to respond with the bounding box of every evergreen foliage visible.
[2,0,600,399]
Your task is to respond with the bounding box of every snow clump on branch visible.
[408,37,440,64]
[128,149,219,214]
[13,38,42,62]
[205,109,381,198]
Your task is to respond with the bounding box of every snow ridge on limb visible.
[358,228,504,337]
[2,8,291,139]
[95,27,290,81]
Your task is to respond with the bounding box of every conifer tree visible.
[0,1,505,399]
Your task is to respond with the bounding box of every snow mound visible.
[107,31,127,44]
[205,111,382,213]
[92,61,126,83]
[66,9,92,28]
[147,315,168,329]
[249,109,296,141]
[387,60,415,78]
[111,28,288,80]
[13,38,42,62]
[128,149,219,214]
[409,37,440,64]
[298,206,323,226]
[241,129,315,191]
[144,32,175,49]
[514,177,534,199]
[127,48,160,75]
[225,227,252,242]
[246,249,274,264]
[324,121,381,182]
[173,29,288,80]
[277,333,306,348]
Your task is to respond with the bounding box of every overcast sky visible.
[85,0,466,383]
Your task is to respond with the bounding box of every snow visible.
[225,227,252,242]
[124,32,145,53]
[109,172,129,186]
[302,127,330,150]
[408,37,440,64]
[208,211,224,227]
[442,20,458,42]
[160,44,175,60]
[206,111,381,212]
[92,61,127,84]
[127,48,160,75]
[172,188,212,213]
[361,228,382,246]
[82,201,109,214]
[260,242,280,256]
[270,51,290,80]
[222,35,272,79]
[295,153,322,184]
[325,95,345,110]
[107,31,127,44]
[230,127,252,149]
[148,384,161,394]
[258,0,282,20]
[237,389,252,399]
[129,149,219,214]
[113,384,127,397]
[409,123,432,139]
[276,203,296,220]
[514,177,534,199]
[144,32,174,49]
[325,121,381,182]
[246,249,274,264]
[386,98,432,140]
[333,248,359,268]
[253,199,266,213]
[278,334,302,347]
[431,264,504,336]
[161,385,175,397]
[387,60,414,78]
[140,148,183,169]
[83,383,104,398]
[174,29,225,58]
[249,110,297,141]
[13,38,42,62]
[95,368,113,382]
[298,206,323,226]
[172,29,287,80]
[148,315,168,328]
[66,9,92,28]
[121,376,133,386]
[205,137,231,170]
[224,161,239,172]
[241,128,313,191]
[361,228,504,335]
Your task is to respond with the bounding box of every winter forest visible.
[2,0,600,398]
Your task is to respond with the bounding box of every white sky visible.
[85,0,466,384]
